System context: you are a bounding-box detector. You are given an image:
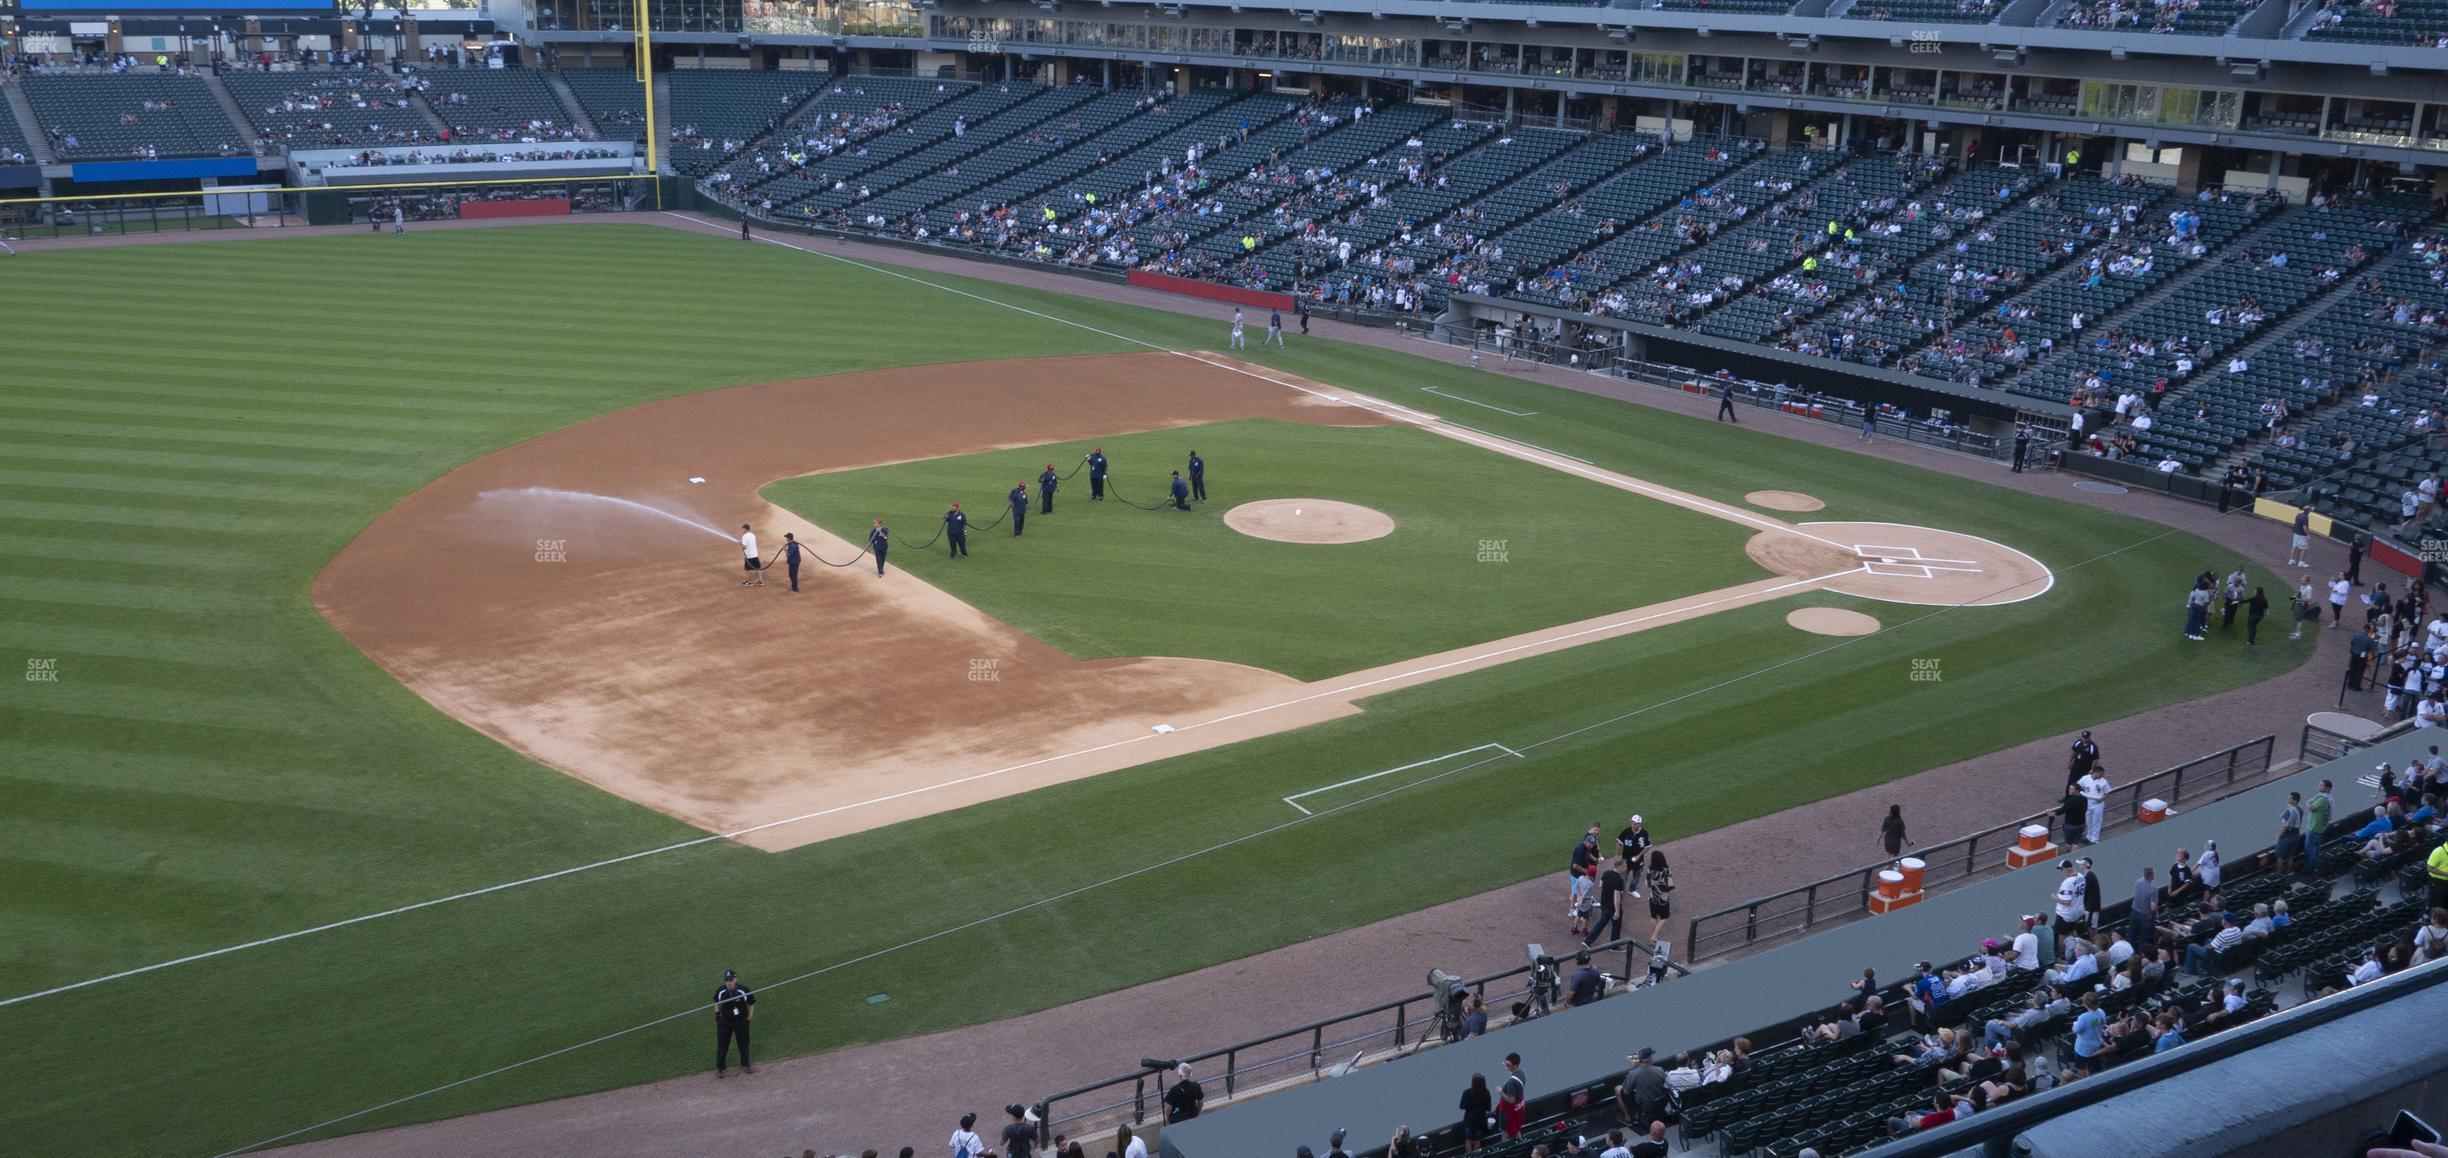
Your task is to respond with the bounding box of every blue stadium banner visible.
[0,164,39,191]
[71,156,259,183]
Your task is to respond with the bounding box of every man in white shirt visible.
[2347,950,2385,987]
[2011,918,2043,972]
[2077,770,2110,843]
[2052,860,2088,935]
[950,1112,986,1158]
[2198,840,2222,890]
[738,524,764,587]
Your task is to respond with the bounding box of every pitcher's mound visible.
[1788,607,1881,636]
[1747,490,1826,512]
[1224,499,1396,544]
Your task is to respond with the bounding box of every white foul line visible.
[1283,743,1525,814]
[1422,385,1538,416]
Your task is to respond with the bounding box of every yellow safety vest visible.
[1803,256,1817,271]
[1242,236,1256,251]
[2067,150,2081,166]
[1042,206,1054,221]
[2429,842,2448,883]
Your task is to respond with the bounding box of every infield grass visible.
[764,418,1763,680]
[0,223,2311,1155]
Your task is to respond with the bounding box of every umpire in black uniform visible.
[1086,448,1109,500]
[1008,481,1029,536]
[780,533,803,593]
[1038,463,1059,515]
[1169,471,1191,510]
[713,968,755,1078]
[868,518,890,576]
[1188,450,1207,502]
[945,502,968,557]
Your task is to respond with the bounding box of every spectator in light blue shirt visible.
[2071,992,2107,1069]
[2153,1016,2184,1054]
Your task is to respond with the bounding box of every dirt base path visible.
[316,353,1392,851]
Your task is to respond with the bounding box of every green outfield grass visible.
[0,223,2310,1156]
[764,419,1762,679]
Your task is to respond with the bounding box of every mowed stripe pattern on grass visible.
[0,225,2309,1156]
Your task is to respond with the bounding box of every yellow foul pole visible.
[635,0,658,208]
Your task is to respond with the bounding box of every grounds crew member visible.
[1008,480,1029,536]
[1169,471,1192,510]
[1716,380,1738,423]
[1086,447,1109,500]
[1188,450,1207,502]
[713,968,754,1078]
[868,517,890,576]
[945,502,969,557]
[1038,463,1060,515]
[780,532,804,592]
[739,524,764,587]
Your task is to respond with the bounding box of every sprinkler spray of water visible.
[476,487,737,542]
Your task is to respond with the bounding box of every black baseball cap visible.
[722,968,736,980]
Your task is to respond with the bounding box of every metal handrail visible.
[1682,735,2279,963]
[1032,936,1678,1143]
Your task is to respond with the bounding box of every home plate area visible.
[1857,543,1984,580]
[1748,521,2054,608]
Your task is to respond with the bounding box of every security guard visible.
[713,968,755,1078]
[945,502,968,558]
[868,518,890,576]
[1009,481,1029,536]
[1038,463,1059,515]
[1169,470,1191,510]
[780,532,803,592]
[1086,447,1109,500]
[1187,450,1207,502]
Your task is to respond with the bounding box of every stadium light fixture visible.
[1296,10,1320,23]
[2108,47,2126,60]
[1607,25,1631,41]
[1525,17,1539,28]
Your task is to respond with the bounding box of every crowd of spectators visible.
[245,71,429,149]
[325,145,624,169]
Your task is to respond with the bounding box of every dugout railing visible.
[1681,734,2280,964]
[1028,935,1680,1148]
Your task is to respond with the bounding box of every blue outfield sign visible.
[70,156,260,184]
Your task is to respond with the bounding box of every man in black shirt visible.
[998,1103,1038,1158]
[1584,856,1627,947]
[1617,814,1652,890]
[1164,1063,1205,1122]
[712,968,754,1078]
[1568,952,1603,1006]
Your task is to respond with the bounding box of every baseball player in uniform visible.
[1266,308,1284,347]
[868,518,890,576]
[1230,308,1246,350]
[945,503,968,557]
[1008,482,1029,536]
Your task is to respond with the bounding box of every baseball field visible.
[0,221,2310,1154]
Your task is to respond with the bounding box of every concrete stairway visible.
[4,82,54,163]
